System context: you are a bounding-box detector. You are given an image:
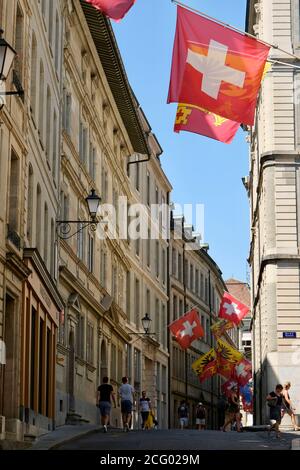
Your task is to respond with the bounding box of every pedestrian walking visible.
[266,384,284,438]
[118,376,135,432]
[221,386,241,432]
[282,382,300,431]
[217,394,228,430]
[97,376,116,433]
[195,402,206,430]
[139,391,151,430]
[178,400,189,429]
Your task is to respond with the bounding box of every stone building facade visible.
[170,215,241,429]
[246,0,300,425]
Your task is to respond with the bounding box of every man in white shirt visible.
[139,391,151,430]
[118,376,135,431]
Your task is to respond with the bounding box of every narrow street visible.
[56,429,299,451]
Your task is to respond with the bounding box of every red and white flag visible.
[168,6,270,125]
[169,308,204,349]
[234,359,252,387]
[84,0,136,21]
[218,292,249,325]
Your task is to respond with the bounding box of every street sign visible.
[283,332,297,339]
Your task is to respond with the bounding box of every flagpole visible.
[171,0,300,61]
[208,269,214,430]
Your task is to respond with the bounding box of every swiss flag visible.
[84,0,136,21]
[221,379,238,397]
[233,359,252,387]
[169,309,204,349]
[168,7,270,125]
[218,292,249,325]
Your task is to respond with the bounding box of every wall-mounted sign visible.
[283,332,297,339]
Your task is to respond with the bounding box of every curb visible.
[31,425,102,450]
[291,438,300,451]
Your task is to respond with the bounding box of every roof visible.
[225,278,251,308]
[80,0,150,156]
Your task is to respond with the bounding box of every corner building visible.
[246,0,300,426]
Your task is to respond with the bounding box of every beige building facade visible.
[246,0,300,425]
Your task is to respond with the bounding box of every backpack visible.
[196,407,205,419]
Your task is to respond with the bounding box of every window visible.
[38,62,44,143]
[147,230,151,267]
[155,298,160,343]
[100,249,107,288]
[179,299,183,317]
[162,248,166,284]
[77,223,85,262]
[162,304,166,348]
[30,33,37,117]
[146,171,150,205]
[54,12,60,72]
[135,278,140,327]
[195,269,199,295]
[86,323,94,364]
[90,147,96,181]
[178,253,182,281]
[48,0,53,48]
[44,203,48,266]
[46,87,51,162]
[36,184,41,252]
[79,121,87,165]
[8,150,20,234]
[88,234,94,273]
[126,271,131,318]
[50,219,55,277]
[200,273,204,299]
[205,278,208,303]
[172,248,176,276]
[112,264,117,300]
[146,289,150,316]
[173,295,178,321]
[190,264,194,291]
[15,4,24,82]
[52,110,57,179]
[206,318,210,343]
[63,92,72,135]
[156,241,160,278]
[27,164,34,243]
[184,260,189,288]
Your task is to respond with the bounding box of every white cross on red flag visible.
[218,292,249,325]
[233,359,252,387]
[168,309,204,349]
[167,6,270,126]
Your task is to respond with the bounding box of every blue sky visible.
[113,0,249,282]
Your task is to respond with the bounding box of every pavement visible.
[28,426,300,451]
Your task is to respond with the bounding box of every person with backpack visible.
[266,384,284,438]
[195,402,206,430]
[178,400,189,429]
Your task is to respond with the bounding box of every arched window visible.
[38,61,44,143]
[36,184,41,252]
[27,164,34,244]
[46,86,51,162]
[44,203,48,266]
[30,32,37,117]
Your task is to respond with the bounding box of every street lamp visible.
[141,313,152,335]
[56,188,101,240]
[0,29,24,107]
